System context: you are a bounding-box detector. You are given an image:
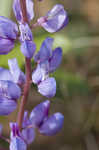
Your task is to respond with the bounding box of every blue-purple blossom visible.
[0,58,26,85]
[0,97,17,116]
[34,37,53,62]
[0,16,18,39]
[37,4,68,33]
[0,80,21,101]
[32,37,62,98]
[0,67,12,81]
[32,61,49,84]
[10,123,27,150]
[38,77,56,98]
[29,100,64,136]
[32,64,56,98]
[0,38,15,54]
[13,0,36,58]
[19,23,36,58]
[14,101,64,145]
[21,111,35,145]
[13,0,34,23]
[0,16,18,54]
[30,100,50,127]
[22,111,30,128]
[8,58,26,85]
[22,127,35,145]
[0,3,35,58]
[49,47,62,73]
[0,124,3,135]
[34,37,62,72]
[0,80,21,115]
[39,112,64,136]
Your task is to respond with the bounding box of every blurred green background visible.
[1,0,99,150]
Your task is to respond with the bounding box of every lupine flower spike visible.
[0,0,69,149]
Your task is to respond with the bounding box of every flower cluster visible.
[0,0,68,149]
[32,37,62,98]
[10,100,64,150]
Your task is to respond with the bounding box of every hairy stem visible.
[17,0,32,130]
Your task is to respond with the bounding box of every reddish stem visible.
[17,0,32,130]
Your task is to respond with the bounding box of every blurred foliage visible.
[0,0,12,18]
[54,72,91,99]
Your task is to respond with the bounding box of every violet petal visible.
[30,100,50,127]
[10,123,27,150]
[32,61,49,84]
[13,0,34,22]
[8,58,26,85]
[0,124,2,135]
[22,111,30,128]
[38,77,56,98]
[32,64,42,84]
[49,47,62,73]
[0,38,14,54]
[21,40,36,58]
[34,37,53,62]
[22,128,35,145]
[39,112,64,136]
[38,4,68,33]
[0,16,18,39]
[10,123,20,139]
[0,68,12,81]
[0,97,17,115]
[19,24,36,58]
[10,137,27,150]
[0,80,21,100]
[26,0,34,21]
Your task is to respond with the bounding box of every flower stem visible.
[17,0,32,130]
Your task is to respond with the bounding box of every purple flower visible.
[32,37,62,98]
[19,23,36,58]
[49,47,62,73]
[0,2,35,58]
[39,112,64,136]
[0,80,21,101]
[0,97,17,115]
[38,77,56,98]
[13,0,34,23]
[0,16,18,54]
[30,100,50,127]
[0,16,18,39]
[0,58,25,115]
[10,123,27,150]
[8,58,26,85]
[0,67,12,81]
[32,63,56,98]
[34,37,62,72]
[0,124,3,135]
[12,0,36,58]
[37,4,68,33]
[20,101,64,143]
[32,61,49,84]
[0,80,21,115]
[34,37,53,62]
[21,111,35,145]
[22,127,35,145]
[0,58,26,85]
[29,100,64,136]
